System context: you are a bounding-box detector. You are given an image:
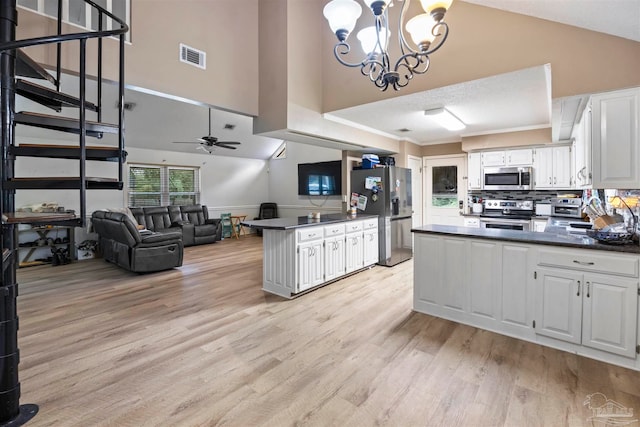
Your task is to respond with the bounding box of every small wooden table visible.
[230,215,247,239]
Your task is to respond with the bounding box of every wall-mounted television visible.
[298,160,342,196]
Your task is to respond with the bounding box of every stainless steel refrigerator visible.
[351,166,413,266]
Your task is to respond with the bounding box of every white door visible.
[424,155,466,226]
[408,155,423,228]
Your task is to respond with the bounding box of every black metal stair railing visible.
[0,0,129,227]
[0,1,129,425]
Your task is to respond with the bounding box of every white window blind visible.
[128,164,200,207]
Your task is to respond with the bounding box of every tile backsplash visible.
[467,189,581,203]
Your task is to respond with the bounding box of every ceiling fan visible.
[172,108,241,151]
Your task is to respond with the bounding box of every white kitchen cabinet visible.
[506,148,534,166]
[481,150,505,167]
[297,237,324,293]
[536,267,584,344]
[363,219,379,266]
[345,221,364,274]
[592,87,640,189]
[324,224,346,282]
[535,248,639,358]
[262,217,377,298]
[467,152,482,190]
[573,100,592,188]
[413,231,640,369]
[534,145,572,189]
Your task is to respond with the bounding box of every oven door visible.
[480,217,531,232]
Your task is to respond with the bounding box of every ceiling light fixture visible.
[424,107,466,131]
[323,0,453,91]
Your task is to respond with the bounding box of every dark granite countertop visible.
[242,213,378,230]
[412,224,640,254]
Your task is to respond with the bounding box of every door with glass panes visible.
[424,155,466,226]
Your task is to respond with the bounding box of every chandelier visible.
[323,0,453,91]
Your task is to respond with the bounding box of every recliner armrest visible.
[205,218,220,225]
[140,231,182,244]
[171,220,191,227]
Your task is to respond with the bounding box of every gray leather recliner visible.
[91,211,183,273]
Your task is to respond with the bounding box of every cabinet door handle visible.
[573,260,595,266]
[548,177,552,184]
[554,177,557,184]
[577,280,581,296]
[586,282,590,298]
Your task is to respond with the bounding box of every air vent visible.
[223,124,236,130]
[179,43,206,70]
[397,128,411,133]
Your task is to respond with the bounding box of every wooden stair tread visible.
[17,143,119,150]
[11,144,126,161]
[15,111,118,138]
[16,79,98,112]
[5,177,123,191]
[10,177,118,182]
[4,212,77,224]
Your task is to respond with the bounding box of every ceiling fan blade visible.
[214,141,241,145]
[172,141,200,144]
[215,144,238,150]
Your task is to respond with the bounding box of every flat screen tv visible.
[298,160,342,196]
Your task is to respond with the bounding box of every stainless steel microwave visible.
[483,166,532,190]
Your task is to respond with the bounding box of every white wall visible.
[268,141,343,218]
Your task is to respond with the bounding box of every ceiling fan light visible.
[424,107,466,131]
[357,26,389,54]
[405,13,437,50]
[323,0,362,41]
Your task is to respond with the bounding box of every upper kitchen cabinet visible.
[592,87,640,189]
[506,149,534,166]
[481,151,506,167]
[481,149,534,167]
[534,145,572,189]
[467,152,482,190]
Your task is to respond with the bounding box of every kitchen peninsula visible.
[412,225,640,371]
[243,214,379,298]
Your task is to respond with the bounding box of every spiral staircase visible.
[0,1,128,424]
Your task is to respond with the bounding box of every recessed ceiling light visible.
[397,128,411,133]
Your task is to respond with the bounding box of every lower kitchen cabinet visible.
[324,225,346,282]
[262,218,378,298]
[345,221,364,274]
[413,232,640,369]
[297,238,324,293]
[537,267,638,357]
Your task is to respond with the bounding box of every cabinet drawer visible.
[324,224,345,237]
[297,227,324,242]
[345,221,363,234]
[538,248,639,277]
[362,218,378,230]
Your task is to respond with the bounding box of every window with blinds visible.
[128,164,200,207]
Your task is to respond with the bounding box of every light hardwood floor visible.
[16,235,640,426]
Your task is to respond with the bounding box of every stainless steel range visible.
[480,199,534,231]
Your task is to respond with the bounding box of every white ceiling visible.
[464,0,640,42]
[325,64,552,145]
